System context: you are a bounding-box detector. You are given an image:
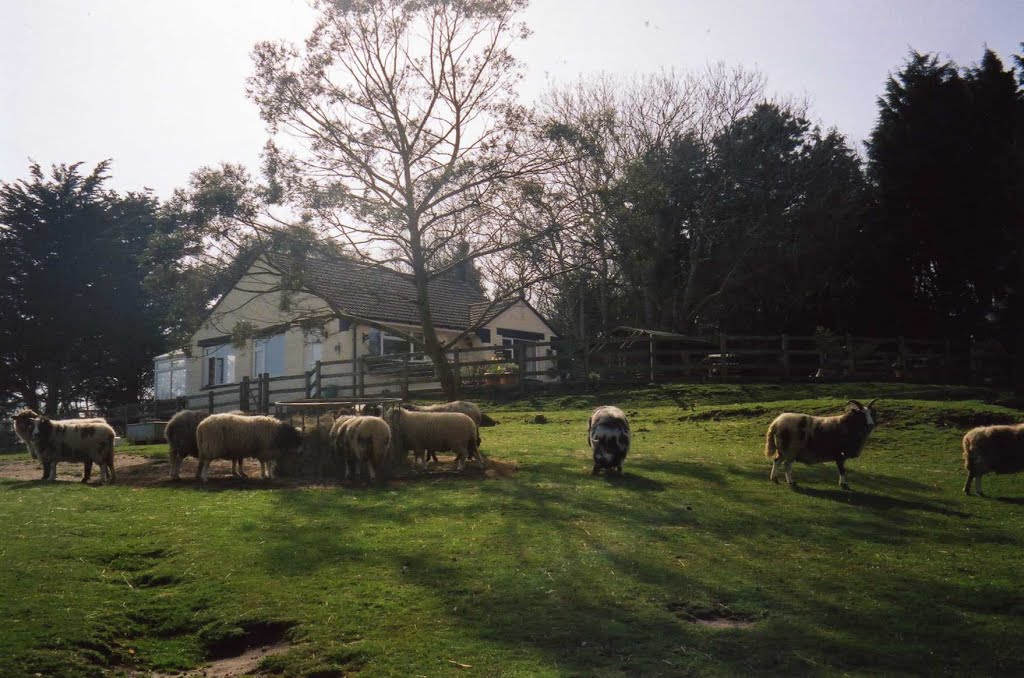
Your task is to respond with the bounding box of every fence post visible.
[518,347,527,395]
[303,369,312,399]
[719,333,728,380]
[453,348,462,398]
[649,338,657,383]
[781,334,790,380]
[261,373,271,413]
[240,376,250,412]
[358,357,366,397]
[207,390,214,414]
[401,354,410,399]
[582,336,591,382]
[315,360,323,399]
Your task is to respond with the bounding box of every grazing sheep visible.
[403,401,497,427]
[329,414,358,480]
[331,415,391,482]
[962,423,1024,496]
[402,400,492,462]
[386,408,479,471]
[165,410,254,479]
[13,409,109,481]
[195,413,303,484]
[588,406,631,475]
[31,417,117,483]
[764,399,878,490]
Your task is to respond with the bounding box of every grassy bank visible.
[2,384,1023,676]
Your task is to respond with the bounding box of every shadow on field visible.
[600,472,665,492]
[994,495,1024,505]
[795,485,970,518]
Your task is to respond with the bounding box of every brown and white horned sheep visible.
[588,406,631,475]
[31,417,117,483]
[764,399,878,490]
[962,423,1024,495]
[13,409,109,481]
[330,415,391,482]
[387,408,479,472]
[195,413,303,484]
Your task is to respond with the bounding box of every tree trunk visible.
[409,225,458,401]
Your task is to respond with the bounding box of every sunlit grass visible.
[2,383,1023,676]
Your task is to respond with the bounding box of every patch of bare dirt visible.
[0,453,517,489]
[667,601,760,629]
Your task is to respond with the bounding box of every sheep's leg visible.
[107,463,116,483]
[975,474,984,496]
[836,459,850,490]
[259,461,268,479]
[99,463,108,484]
[770,459,780,483]
[784,461,796,488]
[40,461,51,481]
[963,472,974,495]
[81,460,93,483]
[591,464,601,475]
[455,450,466,473]
[367,460,376,483]
[169,453,179,480]
[47,461,58,481]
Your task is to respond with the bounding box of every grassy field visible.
[2,383,1024,676]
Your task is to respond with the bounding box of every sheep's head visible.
[274,422,304,455]
[31,417,54,443]
[12,409,39,438]
[845,399,878,431]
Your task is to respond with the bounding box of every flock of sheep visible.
[9,397,1024,495]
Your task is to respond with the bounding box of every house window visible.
[367,329,426,360]
[305,335,323,371]
[154,355,186,399]
[253,333,286,377]
[502,337,537,362]
[202,344,236,387]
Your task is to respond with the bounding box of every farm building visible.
[153,253,558,408]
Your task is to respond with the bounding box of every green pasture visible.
[2,383,1023,676]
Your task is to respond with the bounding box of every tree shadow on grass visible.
[794,485,970,518]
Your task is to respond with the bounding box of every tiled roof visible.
[468,300,517,327]
[267,254,488,330]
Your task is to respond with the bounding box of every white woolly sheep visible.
[331,415,391,482]
[962,423,1024,495]
[386,408,479,471]
[764,399,878,490]
[164,410,250,480]
[588,406,631,475]
[195,413,303,484]
[403,401,497,427]
[402,401,493,462]
[13,409,109,481]
[31,417,117,483]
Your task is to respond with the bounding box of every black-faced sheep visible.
[386,407,479,471]
[30,417,117,483]
[12,409,109,481]
[195,413,303,484]
[764,399,878,490]
[330,415,391,482]
[962,423,1024,495]
[588,406,631,475]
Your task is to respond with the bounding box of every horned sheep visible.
[195,413,303,484]
[12,409,110,482]
[962,423,1024,496]
[330,415,391,482]
[386,407,479,471]
[31,416,117,483]
[588,406,631,475]
[764,399,878,490]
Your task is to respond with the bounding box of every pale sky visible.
[1,1,1021,198]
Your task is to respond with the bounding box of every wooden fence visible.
[103,332,1013,427]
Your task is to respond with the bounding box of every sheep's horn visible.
[866,398,878,409]
[846,400,864,410]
